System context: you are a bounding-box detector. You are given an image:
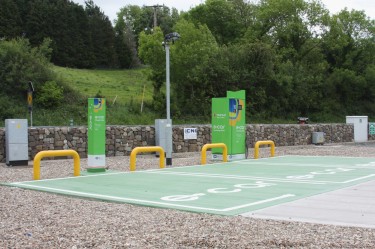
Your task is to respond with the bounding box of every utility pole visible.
[146,4,163,28]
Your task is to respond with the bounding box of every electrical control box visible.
[346,116,368,142]
[5,119,29,166]
[155,119,172,163]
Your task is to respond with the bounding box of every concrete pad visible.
[242,180,375,228]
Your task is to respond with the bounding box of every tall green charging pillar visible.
[212,90,246,160]
[87,98,106,172]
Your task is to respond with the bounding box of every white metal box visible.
[346,116,368,142]
[5,119,29,166]
[312,132,325,145]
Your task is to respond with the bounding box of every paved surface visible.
[6,156,375,222]
[243,180,375,228]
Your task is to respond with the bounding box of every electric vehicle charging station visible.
[212,90,246,161]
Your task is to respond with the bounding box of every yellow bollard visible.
[254,140,275,159]
[33,150,80,180]
[201,143,228,165]
[130,146,165,171]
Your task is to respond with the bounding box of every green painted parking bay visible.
[6,156,375,216]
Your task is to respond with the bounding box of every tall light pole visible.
[165,43,171,120]
[163,32,180,166]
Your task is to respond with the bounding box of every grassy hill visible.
[53,66,153,105]
[24,66,160,126]
[1,66,206,127]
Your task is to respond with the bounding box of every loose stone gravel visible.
[1,142,375,248]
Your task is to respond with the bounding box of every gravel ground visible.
[1,142,375,248]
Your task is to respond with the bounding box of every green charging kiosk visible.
[212,90,246,160]
[87,98,106,172]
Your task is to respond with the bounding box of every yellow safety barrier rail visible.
[33,150,80,180]
[130,146,165,171]
[254,140,275,159]
[201,143,228,165]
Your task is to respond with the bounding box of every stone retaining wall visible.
[0,123,363,162]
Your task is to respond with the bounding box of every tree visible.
[322,9,375,71]
[138,20,219,117]
[17,0,96,68]
[185,0,244,45]
[0,38,69,121]
[138,27,166,113]
[25,0,52,46]
[115,10,142,68]
[251,0,329,53]
[239,0,331,118]
[0,0,23,38]
[117,4,180,48]
[209,43,273,118]
[0,38,54,97]
[67,3,94,68]
[158,7,180,35]
[320,9,375,117]
[85,0,117,67]
[170,19,219,117]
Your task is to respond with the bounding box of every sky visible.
[72,0,375,23]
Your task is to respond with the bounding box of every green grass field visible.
[16,65,160,126]
[53,66,153,105]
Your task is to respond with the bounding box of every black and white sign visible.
[184,128,197,140]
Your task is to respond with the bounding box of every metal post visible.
[165,43,172,166]
[165,43,171,121]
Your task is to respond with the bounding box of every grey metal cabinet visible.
[5,119,28,166]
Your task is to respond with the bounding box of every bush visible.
[35,80,64,108]
[0,38,53,97]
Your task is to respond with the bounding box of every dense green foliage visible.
[0,0,374,125]
[0,38,159,126]
[0,38,54,117]
[138,0,375,122]
[0,0,136,68]
[0,38,72,123]
[0,0,181,69]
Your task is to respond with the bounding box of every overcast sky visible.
[72,0,375,23]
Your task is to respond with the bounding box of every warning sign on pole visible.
[27,82,34,127]
[27,91,33,109]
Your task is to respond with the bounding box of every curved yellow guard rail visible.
[130,146,165,171]
[33,150,80,180]
[254,140,275,159]
[201,143,228,165]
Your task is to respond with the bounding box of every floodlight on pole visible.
[163,32,180,166]
[164,32,180,121]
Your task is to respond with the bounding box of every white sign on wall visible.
[184,128,197,140]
